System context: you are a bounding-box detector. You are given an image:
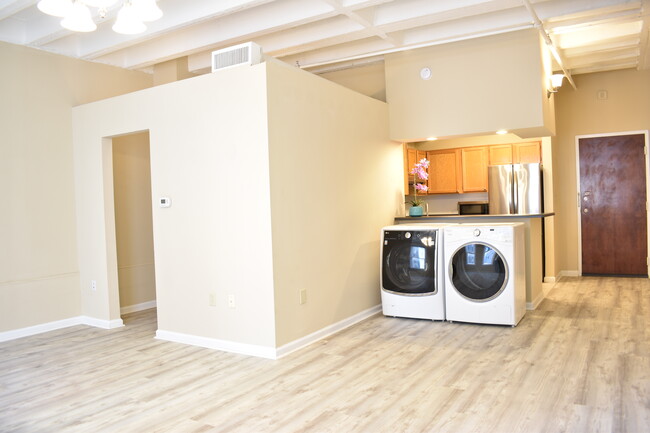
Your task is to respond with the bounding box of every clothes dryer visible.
[380,224,447,320]
[444,223,526,326]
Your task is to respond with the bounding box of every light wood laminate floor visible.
[1,276,649,432]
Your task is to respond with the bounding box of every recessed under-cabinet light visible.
[496,130,508,135]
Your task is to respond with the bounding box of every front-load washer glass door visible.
[450,243,507,301]
[382,229,438,295]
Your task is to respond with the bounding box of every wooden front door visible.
[579,133,648,276]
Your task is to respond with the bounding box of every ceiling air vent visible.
[211,42,263,72]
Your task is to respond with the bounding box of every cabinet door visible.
[514,141,541,164]
[426,149,461,194]
[404,147,428,195]
[461,146,488,192]
[488,144,513,166]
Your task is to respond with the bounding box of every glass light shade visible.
[61,2,97,32]
[37,0,73,17]
[82,0,119,7]
[132,0,163,22]
[551,73,565,88]
[112,3,146,34]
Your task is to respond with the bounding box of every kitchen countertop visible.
[394,212,555,222]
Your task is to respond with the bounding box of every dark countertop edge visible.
[395,212,555,221]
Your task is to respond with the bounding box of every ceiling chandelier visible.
[37,0,162,35]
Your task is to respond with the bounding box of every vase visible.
[409,205,423,217]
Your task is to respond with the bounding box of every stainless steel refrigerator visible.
[488,163,542,215]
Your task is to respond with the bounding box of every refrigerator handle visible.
[512,170,518,214]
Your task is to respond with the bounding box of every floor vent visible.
[211,42,263,72]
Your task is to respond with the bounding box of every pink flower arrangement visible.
[409,158,429,207]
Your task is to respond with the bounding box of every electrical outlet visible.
[228,294,235,308]
[91,280,97,291]
[299,288,307,305]
[209,292,217,307]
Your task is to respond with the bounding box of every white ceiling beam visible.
[544,2,641,23]
[91,0,338,70]
[529,0,641,22]
[522,0,576,89]
[0,0,35,21]
[571,61,638,74]
[561,34,640,56]
[565,47,640,68]
[552,20,642,49]
[545,5,642,31]
[279,35,396,68]
[398,7,531,46]
[321,0,398,46]
[372,0,505,26]
[265,3,535,70]
[639,0,650,69]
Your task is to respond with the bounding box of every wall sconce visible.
[547,73,565,98]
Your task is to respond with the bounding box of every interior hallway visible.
[1,276,648,432]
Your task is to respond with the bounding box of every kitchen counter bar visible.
[395,212,554,221]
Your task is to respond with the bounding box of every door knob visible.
[583,208,589,214]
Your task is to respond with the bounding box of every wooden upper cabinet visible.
[514,141,541,164]
[404,146,428,195]
[489,144,513,166]
[426,149,461,194]
[461,146,488,192]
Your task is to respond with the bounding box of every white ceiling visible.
[1,0,648,78]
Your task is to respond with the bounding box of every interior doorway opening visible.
[111,131,157,323]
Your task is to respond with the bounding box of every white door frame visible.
[574,130,650,276]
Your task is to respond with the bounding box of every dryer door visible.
[382,230,438,295]
[450,243,507,301]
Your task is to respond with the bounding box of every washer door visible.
[382,231,437,295]
[450,242,507,301]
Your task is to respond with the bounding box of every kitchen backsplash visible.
[406,192,488,215]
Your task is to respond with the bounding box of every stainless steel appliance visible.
[458,201,489,215]
[488,163,542,215]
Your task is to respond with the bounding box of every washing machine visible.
[444,223,526,326]
[380,224,447,320]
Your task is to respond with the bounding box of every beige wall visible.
[153,57,195,86]
[71,59,400,354]
[385,29,554,141]
[553,68,650,274]
[0,42,152,332]
[266,60,402,347]
[73,64,276,347]
[112,132,156,310]
[318,62,387,102]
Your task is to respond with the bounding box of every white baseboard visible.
[121,300,157,315]
[543,276,556,283]
[79,316,124,329]
[155,305,382,360]
[526,291,545,310]
[275,304,382,359]
[0,317,84,342]
[0,315,123,342]
[155,330,277,359]
[559,270,580,278]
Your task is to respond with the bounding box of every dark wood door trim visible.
[576,131,650,277]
